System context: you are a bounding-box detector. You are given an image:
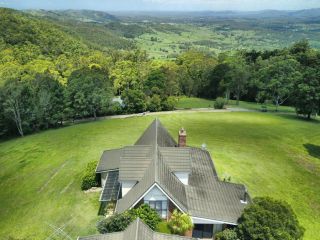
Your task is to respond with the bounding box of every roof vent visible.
[241,187,248,204]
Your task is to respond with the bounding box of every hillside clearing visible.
[0,112,319,239]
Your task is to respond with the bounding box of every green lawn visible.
[0,112,319,240]
[175,96,295,113]
[175,97,215,109]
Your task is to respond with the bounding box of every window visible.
[144,200,168,219]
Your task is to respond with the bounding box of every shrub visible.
[214,97,226,109]
[156,221,171,234]
[215,229,238,240]
[97,212,134,234]
[168,209,193,236]
[237,197,304,240]
[129,204,162,230]
[162,96,177,111]
[121,89,147,113]
[81,161,99,190]
[148,94,162,112]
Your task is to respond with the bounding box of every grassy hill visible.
[0,112,319,240]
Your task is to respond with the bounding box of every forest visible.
[0,8,320,138]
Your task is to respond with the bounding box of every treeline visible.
[174,40,320,117]
[0,9,319,138]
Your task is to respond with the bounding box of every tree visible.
[121,89,147,113]
[222,55,250,105]
[237,197,304,240]
[66,66,112,119]
[128,204,161,230]
[32,73,65,129]
[177,50,217,97]
[256,56,302,111]
[293,67,320,119]
[1,79,33,137]
[111,60,141,95]
[168,209,193,236]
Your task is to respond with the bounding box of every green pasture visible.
[0,112,319,239]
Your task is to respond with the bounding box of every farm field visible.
[0,112,319,240]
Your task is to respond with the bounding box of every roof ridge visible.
[154,119,158,182]
[134,218,139,240]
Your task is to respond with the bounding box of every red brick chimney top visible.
[178,128,187,147]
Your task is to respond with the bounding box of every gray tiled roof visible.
[78,218,194,240]
[159,147,191,172]
[135,119,177,147]
[96,149,122,173]
[97,119,250,225]
[119,145,153,181]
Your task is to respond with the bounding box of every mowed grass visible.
[0,112,319,240]
[175,96,295,113]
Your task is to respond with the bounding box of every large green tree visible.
[256,56,302,111]
[31,73,65,129]
[293,67,320,119]
[1,79,33,136]
[66,66,112,119]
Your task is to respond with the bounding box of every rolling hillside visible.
[0,112,319,239]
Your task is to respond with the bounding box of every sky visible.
[0,0,320,12]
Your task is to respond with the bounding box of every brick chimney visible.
[178,128,187,147]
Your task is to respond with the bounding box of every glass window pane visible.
[156,201,161,210]
[162,201,167,209]
[149,201,155,208]
[161,210,167,218]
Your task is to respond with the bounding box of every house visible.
[94,119,250,239]
[78,218,196,240]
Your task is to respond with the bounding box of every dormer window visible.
[174,172,189,185]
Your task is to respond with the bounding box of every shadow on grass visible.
[304,144,320,159]
[275,113,320,124]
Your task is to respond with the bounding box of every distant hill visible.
[25,9,135,50]
[26,9,118,23]
[113,8,320,20]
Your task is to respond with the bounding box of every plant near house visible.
[168,209,193,236]
[215,229,239,240]
[237,197,304,240]
[128,204,162,230]
[81,160,99,190]
[97,212,134,233]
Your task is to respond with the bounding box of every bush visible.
[129,204,162,230]
[162,96,177,111]
[215,229,238,240]
[81,161,99,190]
[168,209,193,236]
[97,212,134,234]
[214,97,226,109]
[156,221,171,234]
[147,94,162,112]
[237,197,304,240]
[121,89,147,113]
[97,204,161,234]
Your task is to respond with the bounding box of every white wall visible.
[121,181,137,197]
[101,172,108,188]
[174,172,189,185]
[144,185,168,201]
